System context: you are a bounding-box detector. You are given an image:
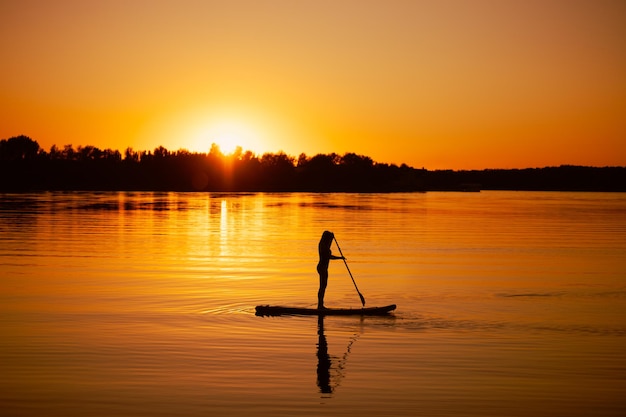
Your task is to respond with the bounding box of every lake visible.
[1,191,625,417]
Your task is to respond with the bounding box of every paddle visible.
[333,237,366,307]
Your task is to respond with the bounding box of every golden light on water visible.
[1,192,626,416]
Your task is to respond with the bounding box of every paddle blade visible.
[359,293,366,306]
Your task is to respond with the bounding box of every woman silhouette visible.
[317,231,345,309]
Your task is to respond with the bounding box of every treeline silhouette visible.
[1,135,625,192]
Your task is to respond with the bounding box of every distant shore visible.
[2,135,625,192]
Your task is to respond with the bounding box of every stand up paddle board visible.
[255,304,396,317]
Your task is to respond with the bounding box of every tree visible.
[62,144,76,160]
[0,135,40,160]
[153,146,169,158]
[49,145,62,159]
[124,147,139,162]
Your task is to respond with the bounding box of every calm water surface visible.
[1,191,625,416]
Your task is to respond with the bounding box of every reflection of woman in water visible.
[316,315,361,395]
[316,316,332,394]
[317,231,345,309]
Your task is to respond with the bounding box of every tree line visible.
[1,135,624,192]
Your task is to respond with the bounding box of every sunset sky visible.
[1,0,624,169]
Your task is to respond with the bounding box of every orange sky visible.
[1,0,624,169]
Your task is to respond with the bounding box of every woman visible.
[317,230,345,309]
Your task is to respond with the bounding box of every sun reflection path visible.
[219,199,228,255]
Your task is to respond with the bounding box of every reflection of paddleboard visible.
[255,304,396,316]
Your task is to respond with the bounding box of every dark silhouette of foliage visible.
[0,135,40,160]
[1,136,624,192]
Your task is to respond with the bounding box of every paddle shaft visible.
[333,237,366,306]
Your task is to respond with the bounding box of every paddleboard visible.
[255,304,396,317]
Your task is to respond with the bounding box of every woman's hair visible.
[320,230,334,245]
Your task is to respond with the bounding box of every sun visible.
[185,116,265,156]
[137,105,281,156]
[210,122,249,155]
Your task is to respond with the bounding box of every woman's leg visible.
[317,269,328,309]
